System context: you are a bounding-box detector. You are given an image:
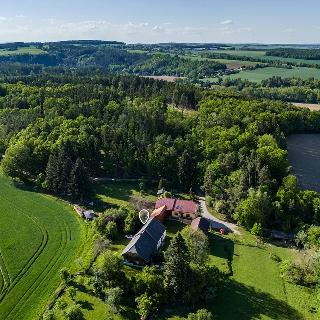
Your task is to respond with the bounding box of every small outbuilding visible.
[191,217,210,234]
[122,218,166,266]
[83,210,95,221]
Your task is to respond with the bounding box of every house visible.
[122,218,166,266]
[191,217,210,234]
[83,210,95,221]
[172,199,198,220]
[150,205,167,223]
[155,198,198,221]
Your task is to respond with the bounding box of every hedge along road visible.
[0,174,82,320]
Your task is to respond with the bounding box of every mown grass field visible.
[0,46,45,56]
[212,50,320,65]
[53,181,317,320]
[0,174,85,320]
[224,66,320,82]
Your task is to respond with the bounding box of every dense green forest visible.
[0,70,320,233]
[220,76,320,103]
[267,48,320,60]
[0,42,226,79]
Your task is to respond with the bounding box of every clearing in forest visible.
[287,134,320,192]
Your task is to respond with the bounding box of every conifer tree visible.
[163,232,191,303]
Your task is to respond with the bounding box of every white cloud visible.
[0,16,7,21]
[282,28,295,33]
[220,19,233,25]
[15,15,26,19]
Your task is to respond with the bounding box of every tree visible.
[69,158,91,202]
[105,287,123,312]
[64,305,84,320]
[60,267,71,283]
[66,286,77,301]
[178,150,197,191]
[251,223,263,246]
[135,266,164,298]
[100,251,125,288]
[187,309,214,320]
[135,293,158,319]
[234,188,272,230]
[181,226,209,264]
[105,221,118,241]
[44,154,59,193]
[163,233,191,303]
[2,141,34,181]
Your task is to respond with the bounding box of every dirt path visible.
[198,197,241,235]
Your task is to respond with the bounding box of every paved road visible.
[198,197,241,235]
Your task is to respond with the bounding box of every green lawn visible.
[48,181,317,320]
[0,174,86,320]
[224,66,320,82]
[158,231,317,320]
[93,180,157,210]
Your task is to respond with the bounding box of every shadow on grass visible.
[209,234,234,276]
[77,300,94,310]
[158,279,303,320]
[214,279,304,320]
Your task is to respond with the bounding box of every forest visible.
[267,48,320,60]
[1,71,320,234]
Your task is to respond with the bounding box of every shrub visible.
[187,309,214,320]
[105,221,118,240]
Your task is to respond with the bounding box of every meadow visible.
[223,66,320,82]
[0,174,85,320]
[213,49,320,65]
[53,181,317,320]
[0,46,45,56]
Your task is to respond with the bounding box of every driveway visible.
[198,197,241,235]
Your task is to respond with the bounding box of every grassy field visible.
[213,50,320,65]
[158,231,317,320]
[0,46,45,56]
[223,66,320,82]
[0,174,86,320]
[50,181,317,320]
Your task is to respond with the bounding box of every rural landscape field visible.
[0,1,320,320]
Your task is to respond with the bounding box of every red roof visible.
[174,199,198,214]
[151,205,167,222]
[155,198,176,211]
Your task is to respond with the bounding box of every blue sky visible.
[0,0,319,43]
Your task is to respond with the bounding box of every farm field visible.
[213,50,320,65]
[287,134,320,192]
[53,181,317,320]
[292,102,320,111]
[0,46,45,56]
[0,174,84,320]
[223,66,320,82]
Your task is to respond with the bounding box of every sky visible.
[0,0,319,44]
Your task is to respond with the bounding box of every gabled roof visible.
[155,198,176,211]
[191,217,210,234]
[174,199,198,214]
[122,218,166,262]
[151,205,167,220]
